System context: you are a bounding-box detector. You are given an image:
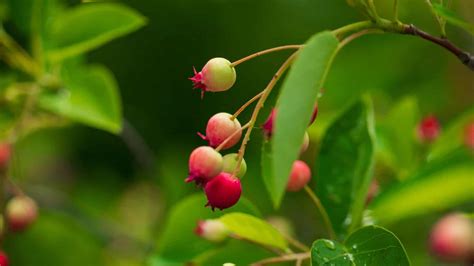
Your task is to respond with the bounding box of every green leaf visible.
[378,97,420,179]
[155,194,260,264]
[429,107,474,160]
[316,98,375,236]
[311,226,410,266]
[369,149,474,225]
[261,140,275,201]
[271,31,339,208]
[219,212,288,251]
[432,4,474,35]
[47,3,146,61]
[39,64,122,134]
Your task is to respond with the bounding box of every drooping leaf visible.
[316,97,375,236]
[271,31,339,208]
[311,226,410,266]
[369,149,474,225]
[47,3,146,61]
[155,194,260,264]
[218,212,288,251]
[432,4,474,35]
[39,64,122,134]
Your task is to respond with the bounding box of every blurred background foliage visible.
[0,0,473,265]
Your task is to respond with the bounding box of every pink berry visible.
[0,143,11,172]
[204,172,242,210]
[417,115,440,142]
[0,251,8,266]
[194,219,229,242]
[200,113,242,150]
[6,195,38,232]
[186,146,223,185]
[262,108,277,139]
[464,123,474,149]
[190,58,236,97]
[430,213,474,262]
[286,160,311,192]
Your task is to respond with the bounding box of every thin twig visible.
[231,91,264,120]
[215,122,250,152]
[304,186,336,240]
[250,252,310,266]
[231,45,302,67]
[284,235,310,252]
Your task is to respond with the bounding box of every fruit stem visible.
[215,122,251,152]
[231,91,265,120]
[232,52,298,177]
[231,45,302,67]
[303,185,336,240]
[284,235,310,252]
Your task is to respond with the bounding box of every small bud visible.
[6,195,38,232]
[201,113,242,150]
[286,160,311,192]
[430,213,474,262]
[262,109,277,139]
[464,123,474,149]
[187,146,223,185]
[0,143,11,172]
[417,115,440,143]
[0,251,9,266]
[195,219,229,242]
[222,153,247,178]
[190,58,236,96]
[309,105,319,125]
[205,172,242,211]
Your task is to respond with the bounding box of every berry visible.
[204,172,242,210]
[300,131,310,154]
[190,58,236,96]
[194,219,229,242]
[417,115,440,142]
[0,251,8,266]
[6,195,38,232]
[365,179,379,205]
[200,113,242,149]
[262,108,276,139]
[464,123,474,149]
[186,146,223,185]
[0,143,11,172]
[222,153,247,178]
[286,160,311,192]
[310,105,319,125]
[430,213,474,262]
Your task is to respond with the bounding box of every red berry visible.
[204,172,242,210]
[200,113,242,150]
[6,195,38,232]
[309,105,319,125]
[286,160,311,192]
[0,143,11,172]
[430,213,474,262]
[190,58,236,97]
[194,219,229,242]
[186,146,223,185]
[262,108,277,139]
[417,115,440,142]
[0,251,8,266]
[464,123,474,149]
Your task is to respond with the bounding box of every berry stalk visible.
[231,91,265,120]
[303,186,336,240]
[215,122,251,152]
[232,52,299,177]
[230,45,302,67]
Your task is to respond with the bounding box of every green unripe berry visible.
[222,153,247,178]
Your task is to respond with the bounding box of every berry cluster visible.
[0,143,39,264]
[187,57,316,211]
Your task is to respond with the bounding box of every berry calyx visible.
[464,122,474,149]
[186,146,223,185]
[0,143,11,172]
[222,153,247,178]
[262,108,276,139]
[300,131,310,154]
[417,115,441,142]
[190,58,236,96]
[194,219,229,242]
[0,251,8,266]
[6,195,38,232]
[200,113,242,150]
[286,160,311,192]
[430,213,474,262]
[204,172,242,211]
